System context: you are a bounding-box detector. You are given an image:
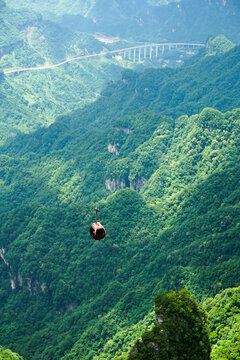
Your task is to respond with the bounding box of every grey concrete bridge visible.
[113,42,205,61]
[3,42,206,75]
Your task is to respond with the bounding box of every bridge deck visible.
[3,42,206,75]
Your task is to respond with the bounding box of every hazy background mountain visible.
[6,0,179,19]
[6,0,240,42]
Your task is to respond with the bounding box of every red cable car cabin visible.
[89,222,106,241]
[89,208,106,241]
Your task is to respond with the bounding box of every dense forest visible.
[0,0,240,359]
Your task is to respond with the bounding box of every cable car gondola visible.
[89,208,106,241]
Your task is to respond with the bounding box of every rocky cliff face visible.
[0,248,8,266]
[0,248,47,294]
[107,143,119,155]
[105,176,129,192]
[105,176,146,192]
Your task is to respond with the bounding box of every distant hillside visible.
[1,1,196,146]
[5,0,179,19]
[61,0,240,43]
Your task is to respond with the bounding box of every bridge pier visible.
[162,46,164,54]
[129,50,131,60]
[150,46,152,60]
[144,47,147,59]
[133,48,136,62]
[139,47,141,62]
[156,46,158,57]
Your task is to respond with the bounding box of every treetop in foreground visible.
[128,289,211,360]
[0,346,24,360]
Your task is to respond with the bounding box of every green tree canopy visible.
[0,346,23,360]
[128,289,211,360]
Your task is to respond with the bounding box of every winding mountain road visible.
[3,42,205,75]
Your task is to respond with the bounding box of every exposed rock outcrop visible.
[41,282,47,292]
[10,275,17,290]
[17,272,23,287]
[130,177,147,191]
[1,249,47,293]
[56,303,75,315]
[108,143,119,155]
[113,127,131,134]
[105,176,130,192]
[105,175,146,192]
[0,248,9,266]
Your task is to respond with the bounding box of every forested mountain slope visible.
[4,0,180,20]
[0,43,239,359]
[61,0,240,43]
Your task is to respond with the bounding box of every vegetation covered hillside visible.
[0,2,112,135]
[61,0,240,43]
[6,0,178,19]
[0,159,239,360]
